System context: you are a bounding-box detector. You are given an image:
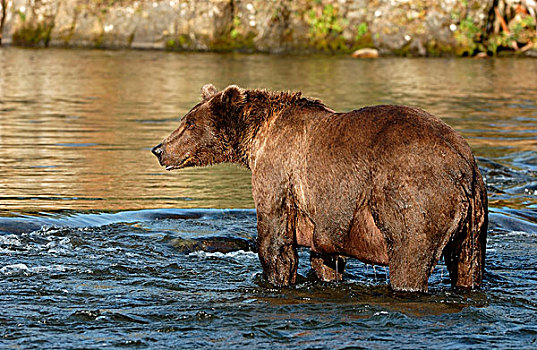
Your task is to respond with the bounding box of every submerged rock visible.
[169,236,256,254]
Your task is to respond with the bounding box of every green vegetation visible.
[12,24,54,47]
[503,14,536,50]
[208,15,256,52]
[12,7,54,47]
[165,34,191,51]
[453,1,537,56]
[306,4,348,51]
[304,2,377,53]
[454,17,485,56]
[425,40,456,57]
[355,22,368,41]
[353,22,374,50]
[230,16,241,40]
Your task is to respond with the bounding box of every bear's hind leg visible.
[372,192,461,293]
[310,252,346,282]
[384,223,445,292]
[443,218,487,290]
[390,259,431,293]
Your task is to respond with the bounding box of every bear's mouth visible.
[165,156,193,171]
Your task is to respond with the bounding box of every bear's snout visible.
[152,143,163,158]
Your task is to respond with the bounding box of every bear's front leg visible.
[256,211,298,287]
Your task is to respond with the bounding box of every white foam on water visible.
[0,263,71,276]
[30,226,63,236]
[45,237,71,247]
[0,263,30,275]
[373,311,389,316]
[102,246,123,253]
[32,264,71,273]
[188,250,257,259]
[498,230,534,238]
[0,234,22,246]
[43,237,72,255]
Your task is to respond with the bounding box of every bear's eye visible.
[185,120,195,130]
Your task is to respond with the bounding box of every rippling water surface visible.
[1,48,537,349]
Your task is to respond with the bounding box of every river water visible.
[1,48,536,349]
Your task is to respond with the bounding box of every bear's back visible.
[302,105,473,167]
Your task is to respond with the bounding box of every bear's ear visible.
[201,84,218,100]
[221,85,246,108]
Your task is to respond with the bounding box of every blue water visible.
[1,48,537,349]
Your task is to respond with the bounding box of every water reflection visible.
[1,49,537,214]
[2,48,537,349]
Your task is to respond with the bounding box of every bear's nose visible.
[151,143,163,158]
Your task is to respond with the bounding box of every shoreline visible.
[2,42,536,59]
[1,0,536,57]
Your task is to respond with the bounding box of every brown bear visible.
[152,84,488,293]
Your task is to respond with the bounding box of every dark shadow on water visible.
[251,272,487,318]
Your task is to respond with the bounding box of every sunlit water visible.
[1,48,537,349]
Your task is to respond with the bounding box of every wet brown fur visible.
[152,84,488,293]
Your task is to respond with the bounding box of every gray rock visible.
[169,236,256,254]
[2,0,497,55]
[525,48,537,58]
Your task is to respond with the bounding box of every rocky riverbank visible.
[0,0,536,56]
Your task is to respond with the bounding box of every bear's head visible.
[152,84,246,170]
